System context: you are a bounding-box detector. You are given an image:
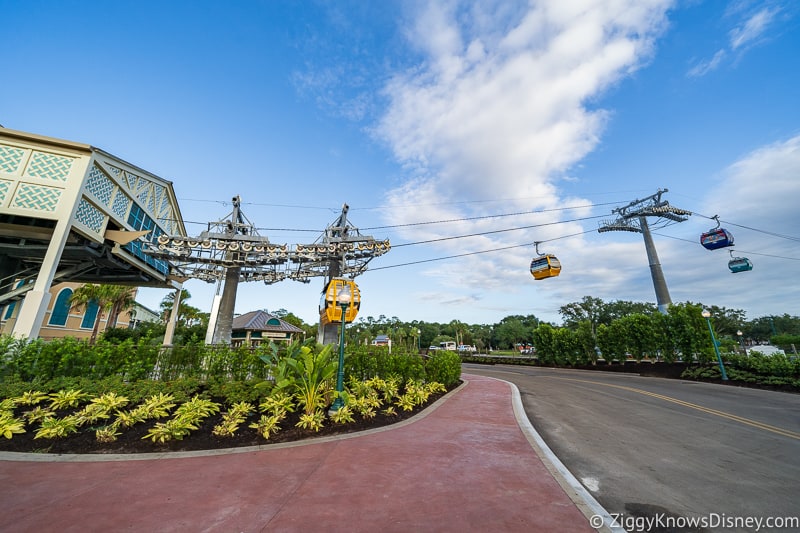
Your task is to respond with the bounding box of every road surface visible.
[465,365,800,532]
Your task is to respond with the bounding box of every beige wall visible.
[1,282,135,341]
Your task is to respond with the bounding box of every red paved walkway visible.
[0,374,597,532]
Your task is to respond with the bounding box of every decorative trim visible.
[0,145,26,174]
[75,198,106,234]
[24,151,74,182]
[12,183,62,211]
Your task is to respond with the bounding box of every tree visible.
[574,321,597,362]
[666,302,710,362]
[532,324,557,364]
[492,315,533,349]
[552,327,580,365]
[617,314,657,360]
[159,289,194,325]
[596,322,626,360]
[701,305,746,337]
[105,286,137,329]
[69,284,116,344]
[603,300,657,319]
[560,296,606,336]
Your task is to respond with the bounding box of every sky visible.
[1,0,798,327]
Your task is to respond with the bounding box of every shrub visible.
[424,350,461,387]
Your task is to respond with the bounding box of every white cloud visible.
[687,49,726,77]
[729,6,778,50]
[370,0,672,319]
[690,135,800,317]
[705,135,800,236]
[379,1,670,206]
[687,3,784,77]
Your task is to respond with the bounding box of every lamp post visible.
[702,309,729,381]
[737,330,746,356]
[417,329,421,353]
[330,284,352,413]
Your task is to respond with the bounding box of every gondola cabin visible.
[728,256,753,273]
[319,278,361,325]
[700,228,734,250]
[530,254,561,280]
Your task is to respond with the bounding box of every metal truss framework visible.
[598,188,692,234]
[143,197,389,344]
[144,199,390,284]
[598,189,692,314]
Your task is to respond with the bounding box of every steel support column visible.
[639,216,672,314]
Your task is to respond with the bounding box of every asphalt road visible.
[465,364,800,532]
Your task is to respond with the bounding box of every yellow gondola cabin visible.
[319,278,361,325]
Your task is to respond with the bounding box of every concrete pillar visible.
[317,259,342,345]
[204,284,222,344]
[639,216,672,314]
[163,286,182,346]
[12,218,72,338]
[212,266,239,344]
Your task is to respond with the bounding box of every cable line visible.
[694,212,800,243]
[655,232,800,261]
[391,215,605,248]
[361,202,621,231]
[370,242,537,271]
[372,229,597,271]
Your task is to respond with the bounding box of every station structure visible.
[0,127,389,345]
[0,128,186,342]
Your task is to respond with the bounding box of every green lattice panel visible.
[75,198,106,234]
[25,151,74,182]
[86,164,115,206]
[125,172,143,192]
[111,190,131,219]
[106,165,122,179]
[0,180,11,203]
[12,183,62,212]
[0,145,25,174]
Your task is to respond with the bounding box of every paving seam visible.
[0,380,470,463]
[498,376,626,533]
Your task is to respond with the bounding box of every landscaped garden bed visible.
[0,338,463,454]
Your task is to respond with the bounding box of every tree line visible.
[97,287,798,357]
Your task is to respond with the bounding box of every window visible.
[123,203,169,275]
[80,299,100,329]
[3,280,26,320]
[48,288,73,326]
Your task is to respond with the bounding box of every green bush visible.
[424,350,461,387]
[345,345,425,384]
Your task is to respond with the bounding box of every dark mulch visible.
[0,393,447,455]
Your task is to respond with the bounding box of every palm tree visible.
[159,288,192,323]
[69,284,114,344]
[105,286,137,329]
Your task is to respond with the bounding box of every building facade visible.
[0,281,140,341]
[230,310,303,347]
[0,128,186,340]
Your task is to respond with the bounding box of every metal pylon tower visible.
[313,204,389,344]
[598,189,692,314]
[145,197,390,344]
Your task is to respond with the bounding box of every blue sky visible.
[2,0,798,326]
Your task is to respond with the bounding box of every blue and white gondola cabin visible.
[700,228,734,250]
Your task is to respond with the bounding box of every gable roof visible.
[231,310,303,333]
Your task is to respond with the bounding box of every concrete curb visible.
[503,377,626,533]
